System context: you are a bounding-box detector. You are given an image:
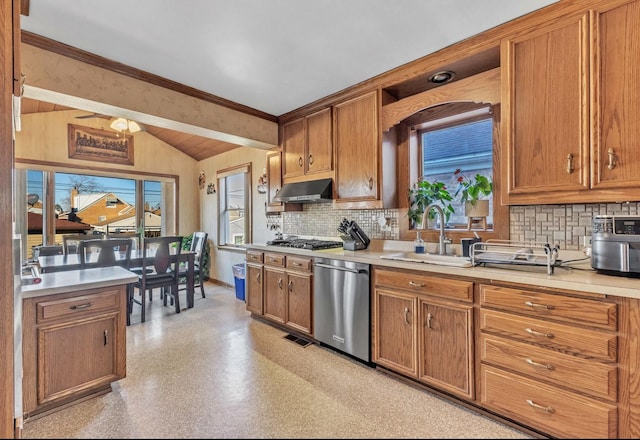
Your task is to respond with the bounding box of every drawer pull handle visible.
[608,148,616,170]
[525,358,554,370]
[566,153,573,174]
[104,329,109,346]
[526,399,555,414]
[278,278,283,289]
[70,302,92,310]
[427,312,433,330]
[403,307,410,325]
[293,262,301,266]
[409,281,426,287]
[256,273,261,283]
[524,327,554,339]
[524,301,554,310]
[288,280,293,291]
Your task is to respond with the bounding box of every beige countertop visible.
[20,266,138,299]
[246,240,640,300]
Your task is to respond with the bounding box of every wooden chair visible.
[129,236,183,324]
[63,233,105,254]
[78,238,133,269]
[178,232,208,299]
[108,232,140,250]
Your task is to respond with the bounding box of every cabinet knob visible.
[298,157,303,167]
[566,153,573,174]
[608,148,617,170]
[308,154,314,165]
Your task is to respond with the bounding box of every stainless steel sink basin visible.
[380,252,473,267]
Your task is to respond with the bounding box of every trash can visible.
[232,263,246,301]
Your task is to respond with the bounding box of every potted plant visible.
[453,169,493,218]
[407,179,454,229]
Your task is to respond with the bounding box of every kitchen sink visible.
[380,252,473,267]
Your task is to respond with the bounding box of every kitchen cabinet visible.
[372,267,474,399]
[478,284,618,438]
[502,0,640,204]
[265,150,301,214]
[282,107,332,182]
[21,285,127,418]
[334,90,388,209]
[245,250,264,315]
[257,251,313,336]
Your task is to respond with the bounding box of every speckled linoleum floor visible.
[21,283,533,439]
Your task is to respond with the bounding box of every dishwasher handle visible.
[314,262,368,274]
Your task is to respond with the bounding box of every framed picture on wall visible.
[67,124,134,165]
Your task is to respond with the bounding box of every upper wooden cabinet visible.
[265,150,301,213]
[282,108,332,182]
[502,0,640,204]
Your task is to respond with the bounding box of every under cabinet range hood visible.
[273,178,333,203]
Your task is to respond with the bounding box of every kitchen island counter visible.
[246,241,640,300]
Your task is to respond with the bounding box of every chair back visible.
[63,233,105,254]
[35,245,64,257]
[143,236,183,275]
[108,232,140,250]
[190,232,208,263]
[79,238,134,269]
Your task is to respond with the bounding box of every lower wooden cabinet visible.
[372,267,474,399]
[246,250,313,336]
[22,285,127,418]
[478,283,619,438]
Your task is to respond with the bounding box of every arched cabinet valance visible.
[381,68,500,131]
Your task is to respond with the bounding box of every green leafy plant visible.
[407,179,454,227]
[453,169,493,206]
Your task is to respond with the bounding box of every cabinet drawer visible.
[479,309,617,362]
[264,252,285,267]
[36,289,120,324]
[286,256,312,272]
[479,285,617,331]
[480,334,617,402]
[246,250,264,264]
[374,269,472,302]
[480,365,617,439]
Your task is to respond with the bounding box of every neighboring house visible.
[93,211,162,236]
[26,211,92,257]
[61,189,134,226]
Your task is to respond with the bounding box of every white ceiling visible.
[21,0,558,117]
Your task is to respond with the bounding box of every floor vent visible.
[283,334,312,348]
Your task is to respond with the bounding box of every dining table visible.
[38,249,196,308]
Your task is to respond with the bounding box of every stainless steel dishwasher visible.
[313,257,371,363]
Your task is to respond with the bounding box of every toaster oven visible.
[592,215,640,276]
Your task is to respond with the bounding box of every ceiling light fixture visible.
[428,70,455,84]
[110,117,145,133]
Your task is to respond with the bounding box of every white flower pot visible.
[464,200,489,218]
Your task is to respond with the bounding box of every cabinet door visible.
[373,288,418,377]
[502,13,590,199]
[282,118,305,179]
[592,0,640,190]
[418,299,474,399]
[246,263,263,315]
[305,108,332,175]
[37,314,119,406]
[264,267,286,324]
[286,272,312,335]
[334,91,379,203]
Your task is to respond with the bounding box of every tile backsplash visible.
[279,202,640,250]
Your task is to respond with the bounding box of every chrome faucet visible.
[423,204,451,255]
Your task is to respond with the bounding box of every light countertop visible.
[247,240,640,300]
[21,266,138,299]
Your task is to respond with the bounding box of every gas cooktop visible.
[266,238,343,250]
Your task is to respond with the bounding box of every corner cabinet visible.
[21,286,127,418]
[372,267,474,399]
[282,107,333,183]
[265,151,301,214]
[502,0,640,204]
